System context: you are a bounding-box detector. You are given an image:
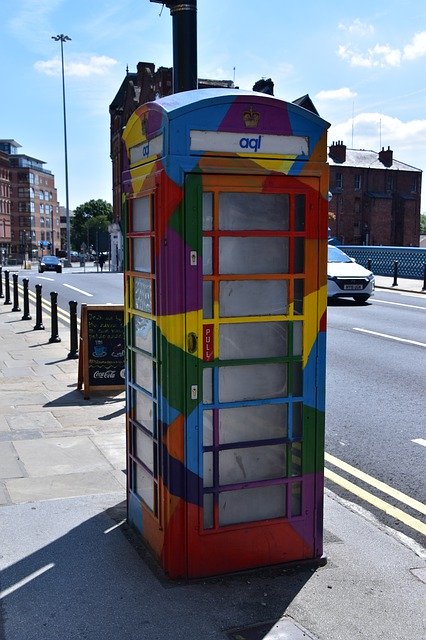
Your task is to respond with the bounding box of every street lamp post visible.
[52,34,71,266]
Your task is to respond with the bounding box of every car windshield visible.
[328,246,353,263]
[42,256,57,263]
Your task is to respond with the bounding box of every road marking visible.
[0,563,55,599]
[325,452,426,515]
[325,468,426,537]
[412,438,426,447]
[62,283,93,296]
[353,327,426,347]
[36,276,55,281]
[374,299,425,310]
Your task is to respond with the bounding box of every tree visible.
[420,213,426,235]
[71,199,113,251]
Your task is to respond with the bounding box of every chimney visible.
[150,1,197,93]
[252,78,274,95]
[379,146,393,167]
[329,140,347,163]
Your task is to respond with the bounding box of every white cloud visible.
[403,31,426,60]
[338,19,374,37]
[338,29,426,68]
[34,55,118,77]
[315,87,357,102]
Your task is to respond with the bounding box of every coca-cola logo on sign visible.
[93,370,116,379]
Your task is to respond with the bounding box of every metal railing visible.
[336,246,426,279]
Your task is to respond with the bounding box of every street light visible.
[52,34,71,266]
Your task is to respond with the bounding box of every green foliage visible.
[420,213,426,235]
[71,199,113,251]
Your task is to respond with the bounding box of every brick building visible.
[0,148,11,263]
[0,140,60,261]
[328,141,422,246]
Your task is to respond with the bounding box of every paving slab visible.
[91,432,126,469]
[5,410,63,432]
[0,441,26,479]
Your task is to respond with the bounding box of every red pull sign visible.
[203,324,214,362]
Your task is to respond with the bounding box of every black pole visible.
[67,300,78,359]
[367,258,372,271]
[12,274,21,312]
[4,270,11,305]
[21,278,32,320]
[392,260,399,287]
[34,284,45,330]
[0,267,3,299]
[49,291,61,343]
[422,264,426,292]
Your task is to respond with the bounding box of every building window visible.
[385,173,394,191]
[335,173,343,189]
[411,176,418,193]
[354,174,361,190]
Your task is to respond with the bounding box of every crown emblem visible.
[243,107,260,128]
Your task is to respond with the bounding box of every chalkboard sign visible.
[78,304,125,399]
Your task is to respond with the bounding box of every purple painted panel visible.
[218,96,292,135]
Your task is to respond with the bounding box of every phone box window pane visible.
[219,237,289,274]
[134,426,154,471]
[295,194,305,231]
[134,463,154,510]
[219,484,286,526]
[133,316,153,353]
[203,281,213,319]
[219,363,288,402]
[292,402,303,438]
[133,238,151,272]
[203,237,212,275]
[133,278,152,313]
[293,362,303,396]
[291,442,302,477]
[203,410,213,447]
[203,368,213,404]
[291,482,302,517]
[203,493,214,529]
[203,452,213,487]
[294,238,304,274]
[220,280,288,317]
[220,444,287,484]
[219,322,288,359]
[219,404,288,444]
[293,321,303,356]
[202,192,213,230]
[219,193,289,230]
[294,280,304,315]
[134,352,154,394]
[134,389,154,434]
[132,196,150,231]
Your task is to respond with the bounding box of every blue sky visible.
[1,0,425,211]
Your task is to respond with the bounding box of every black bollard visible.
[0,267,3,299]
[422,264,426,292]
[48,291,61,343]
[367,258,372,271]
[67,300,79,358]
[33,284,45,330]
[12,274,21,312]
[21,278,32,320]
[4,270,11,305]
[392,260,399,287]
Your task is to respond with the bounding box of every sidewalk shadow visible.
[44,389,125,408]
[0,498,317,640]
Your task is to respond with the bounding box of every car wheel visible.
[57,267,62,273]
[353,294,370,304]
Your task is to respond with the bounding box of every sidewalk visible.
[0,290,425,640]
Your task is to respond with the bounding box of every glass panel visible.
[133,316,153,353]
[134,352,153,394]
[219,363,288,402]
[293,321,303,356]
[219,444,287,484]
[134,463,154,510]
[133,278,152,313]
[292,402,303,438]
[203,368,213,404]
[219,193,289,230]
[293,362,303,396]
[219,484,286,526]
[134,389,154,434]
[202,192,213,230]
[133,238,151,272]
[134,426,154,471]
[203,281,213,319]
[219,280,288,317]
[203,237,212,275]
[203,410,213,447]
[294,238,304,274]
[291,482,302,517]
[203,493,214,529]
[219,404,288,444]
[294,280,304,315]
[203,452,213,487]
[295,194,305,231]
[219,322,288,359]
[133,196,150,231]
[219,237,289,274]
[291,442,302,477]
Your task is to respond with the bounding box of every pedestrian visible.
[98,253,106,272]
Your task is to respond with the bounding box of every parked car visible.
[327,245,374,303]
[38,255,62,274]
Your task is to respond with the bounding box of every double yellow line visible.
[325,452,426,537]
[22,287,80,327]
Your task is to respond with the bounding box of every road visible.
[14,268,426,549]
